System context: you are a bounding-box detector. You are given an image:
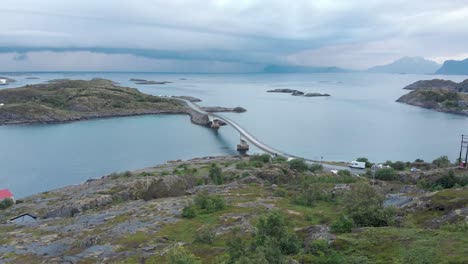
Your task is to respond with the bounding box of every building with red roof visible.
[0,189,14,202]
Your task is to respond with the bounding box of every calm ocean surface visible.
[1,72,467,197]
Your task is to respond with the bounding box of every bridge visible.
[180,99,361,173]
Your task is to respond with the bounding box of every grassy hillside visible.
[0,78,188,125]
[1,155,467,263]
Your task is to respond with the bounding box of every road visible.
[179,98,365,174]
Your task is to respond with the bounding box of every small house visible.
[0,189,14,203]
[9,213,37,224]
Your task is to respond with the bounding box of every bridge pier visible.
[237,139,249,155]
[210,119,220,130]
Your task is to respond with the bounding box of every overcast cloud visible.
[1,0,467,72]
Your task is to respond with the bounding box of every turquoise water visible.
[1,72,467,197]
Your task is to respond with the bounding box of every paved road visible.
[179,98,365,174]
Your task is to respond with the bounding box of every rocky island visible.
[0,154,467,263]
[129,79,172,85]
[267,88,330,97]
[397,79,468,116]
[0,79,245,126]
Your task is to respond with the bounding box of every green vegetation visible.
[288,158,308,172]
[374,167,397,181]
[194,225,216,244]
[0,78,187,125]
[330,216,354,233]
[209,163,224,185]
[193,191,226,213]
[344,183,395,227]
[3,157,468,263]
[167,246,201,264]
[0,198,14,210]
[226,211,300,264]
[432,155,452,168]
[182,203,197,219]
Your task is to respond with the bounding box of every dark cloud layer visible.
[1,0,467,71]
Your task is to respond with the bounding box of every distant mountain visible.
[435,58,468,75]
[368,57,440,74]
[263,65,348,73]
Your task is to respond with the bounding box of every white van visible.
[350,161,366,169]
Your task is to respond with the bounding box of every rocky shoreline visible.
[397,79,468,117]
[0,79,246,127]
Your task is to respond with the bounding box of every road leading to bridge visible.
[178,98,364,174]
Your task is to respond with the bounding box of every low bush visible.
[337,170,351,177]
[390,161,406,171]
[167,246,201,264]
[194,225,216,244]
[344,183,395,227]
[440,222,468,232]
[310,163,324,173]
[194,191,226,213]
[0,198,14,210]
[432,156,451,168]
[330,216,354,233]
[182,203,196,219]
[288,159,308,172]
[250,154,271,163]
[375,168,397,181]
[292,184,333,207]
[209,163,224,185]
[272,156,288,163]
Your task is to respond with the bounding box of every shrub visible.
[256,210,300,255]
[250,154,271,163]
[209,164,224,185]
[288,158,308,172]
[440,222,468,232]
[432,156,451,168]
[182,203,196,219]
[167,246,201,264]
[250,161,264,168]
[310,163,324,173]
[226,228,251,263]
[272,156,288,164]
[194,225,216,244]
[236,161,250,170]
[436,170,457,188]
[375,168,397,181]
[390,161,406,171]
[330,216,354,233]
[344,183,395,227]
[337,170,351,177]
[292,184,333,207]
[0,198,14,210]
[273,188,287,197]
[194,191,225,213]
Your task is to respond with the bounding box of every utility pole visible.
[371,164,376,185]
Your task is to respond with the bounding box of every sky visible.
[1,0,468,72]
